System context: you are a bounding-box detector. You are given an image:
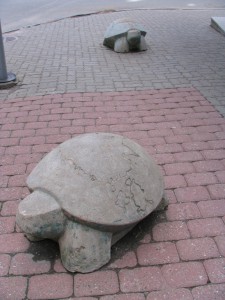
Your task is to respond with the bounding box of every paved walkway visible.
[0,8,225,300]
[1,9,225,115]
[1,88,225,299]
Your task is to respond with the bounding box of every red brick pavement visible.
[0,88,225,299]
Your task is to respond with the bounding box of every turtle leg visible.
[59,220,112,273]
[155,191,169,211]
[16,190,66,242]
[114,36,129,53]
[139,36,147,51]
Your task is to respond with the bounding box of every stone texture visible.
[187,218,225,238]
[215,236,225,256]
[137,242,179,265]
[152,221,190,241]
[119,267,163,292]
[0,277,27,300]
[197,200,225,218]
[1,84,225,298]
[192,284,225,300]
[211,17,225,37]
[74,271,119,297]
[176,237,220,260]
[59,221,112,273]
[0,254,11,276]
[147,289,193,300]
[162,262,208,288]
[174,186,210,202]
[166,203,201,221]
[0,233,30,253]
[23,133,164,229]
[100,294,145,300]
[28,274,73,299]
[9,253,51,275]
[0,216,15,234]
[16,133,165,273]
[204,258,225,283]
[107,251,137,269]
[16,190,66,241]
[103,18,147,53]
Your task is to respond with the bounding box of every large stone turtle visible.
[16,133,167,273]
[103,18,147,52]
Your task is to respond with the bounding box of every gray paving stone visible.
[1,9,225,116]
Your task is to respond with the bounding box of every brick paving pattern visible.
[1,88,225,299]
[1,9,225,116]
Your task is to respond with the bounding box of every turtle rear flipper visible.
[155,192,169,211]
[16,190,66,241]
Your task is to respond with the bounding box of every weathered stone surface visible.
[16,133,165,273]
[26,133,164,230]
[103,18,147,53]
[59,221,112,273]
[211,17,225,37]
[17,190,66,241]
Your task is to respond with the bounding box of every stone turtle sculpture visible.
[103,18,147,52]
[16,133,167,273]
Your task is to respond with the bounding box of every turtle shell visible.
[27,133,164,231]
[103,18,147,48]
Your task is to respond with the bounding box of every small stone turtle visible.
[103,18,147,52]
[16,133,167,273]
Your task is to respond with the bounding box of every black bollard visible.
[0,20,17,88]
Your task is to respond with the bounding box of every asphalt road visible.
[1,0,225,32]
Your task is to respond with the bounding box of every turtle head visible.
[127,29,141,49]
[16,190,66,242]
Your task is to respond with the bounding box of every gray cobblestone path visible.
[1,9,225,115]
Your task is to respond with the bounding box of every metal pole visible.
[0,20,16,87]
[0,22,8,81]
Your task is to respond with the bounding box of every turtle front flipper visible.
[16,190,66,242]
[59,221,112,273]
[139,35,147,51]
[114,36,129,53]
